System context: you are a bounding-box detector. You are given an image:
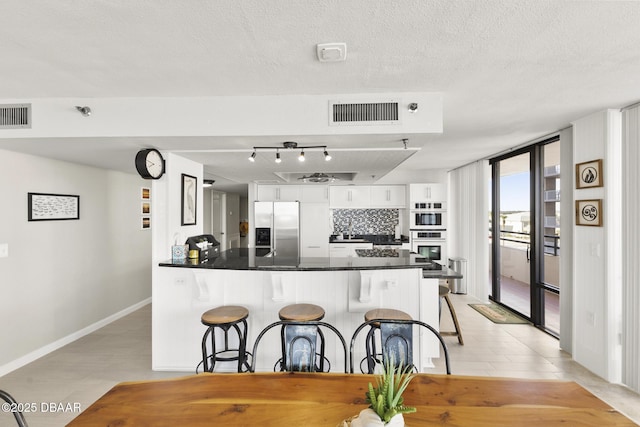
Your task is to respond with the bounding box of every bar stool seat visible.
[202,305,249,324]
[439,285,464,345]
[365,308,412,325]
[362,308,413,373]
[279,303,325,321]
[277,303,326,372]
[200,305,250,373]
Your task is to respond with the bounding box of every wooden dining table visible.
[66,372,637,426]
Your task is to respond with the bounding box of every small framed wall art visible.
[575,159,603,189]
[28,192,80,221]
[575,199,603,226]
[181,173,197,226]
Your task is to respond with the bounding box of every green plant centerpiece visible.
[347,356,417,427]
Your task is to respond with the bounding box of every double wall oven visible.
[410,202,446,229]
[411,230,447,263]
[410,201,447,262]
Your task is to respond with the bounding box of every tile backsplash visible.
[332,209,399,235]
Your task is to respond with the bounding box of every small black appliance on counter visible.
[185,234,220,263]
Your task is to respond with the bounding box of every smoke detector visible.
[316,43,347,62]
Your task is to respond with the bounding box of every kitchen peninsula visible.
[155,249,461,373]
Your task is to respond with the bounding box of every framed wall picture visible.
[141,202,150,215]
[181,174,197,226]
[576,199,603,226]
[576,159,603,189]
[141,187,150,200]
[28,192,80,221]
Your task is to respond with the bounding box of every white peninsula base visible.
[153,266,440,373]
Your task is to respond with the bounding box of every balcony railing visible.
[490,229,560,256]
[489,229,560,290]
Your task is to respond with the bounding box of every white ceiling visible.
[1,1,640,195]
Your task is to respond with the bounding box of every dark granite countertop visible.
[159,248,461,279]
[329,234,409,245]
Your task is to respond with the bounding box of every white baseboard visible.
[0,298,151,377]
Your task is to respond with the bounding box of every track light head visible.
[249,151,256,162]
[324,149,331,161]
[275,151,281,163]
[298,150,305,162]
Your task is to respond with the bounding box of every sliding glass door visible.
[490,137,561,335]
[492,152,532,317]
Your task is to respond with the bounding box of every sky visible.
[500,172,530,212]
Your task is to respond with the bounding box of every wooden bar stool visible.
[362,308,412,373]
[439,285,464,345]
[200,305,250,373]
[277,303,326,372]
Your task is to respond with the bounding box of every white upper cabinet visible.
[300,185,329,203]
[257,185,300,201]
[409,183,445,202]
[329,186,371,208]
[370,185,406,208]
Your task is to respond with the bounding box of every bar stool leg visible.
[443,294,464,345]
[364,326,378,374]
[317,328,326,372]
[201,326,213,372]
[232,319,250,372]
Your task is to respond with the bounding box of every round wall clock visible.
[135,148,165,179]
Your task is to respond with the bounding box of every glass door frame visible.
[490,136,559,332]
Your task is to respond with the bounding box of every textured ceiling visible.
[1,1,640,194]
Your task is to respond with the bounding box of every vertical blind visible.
[622,106,640,393]
[447,160,490,301]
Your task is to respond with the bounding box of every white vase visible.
[349,408,405,427]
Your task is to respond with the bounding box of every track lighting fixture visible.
[75,106,91,116]
[247,142,331,163]
[402,138,408,150]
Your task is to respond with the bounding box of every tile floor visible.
[1,295,639,426]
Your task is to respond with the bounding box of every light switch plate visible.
[0,243,8,258]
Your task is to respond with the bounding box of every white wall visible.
[151,152,203,370]
[0,149,151,375]
[571,110,623,382]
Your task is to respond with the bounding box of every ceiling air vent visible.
[329,100,400,126]
[0,104,31,129]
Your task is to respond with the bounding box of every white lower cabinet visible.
[329,242,373,257]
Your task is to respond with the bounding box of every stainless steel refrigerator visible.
[254,201,300,258]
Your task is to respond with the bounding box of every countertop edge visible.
[158,262,424,272]
[159,260,462,279]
